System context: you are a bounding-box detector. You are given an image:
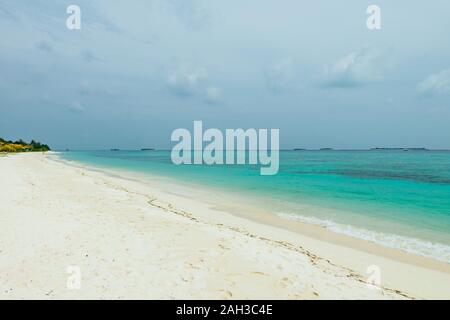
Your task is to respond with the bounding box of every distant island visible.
[291,147,434,152]
[0,138,50,153]
[370,147,429,151]
[141,148,155,151]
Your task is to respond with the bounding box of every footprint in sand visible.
[218,243,230,250]
[250,271,267,276]
[278,277,294,288]
[218,289,233,299]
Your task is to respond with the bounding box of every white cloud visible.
[69,101,85,113]
[165,0,210,30]
[204,86,223,104]
[166,65,207,96]
[166,64,222,104]
[322,46,385,88]
[417,69,450,96]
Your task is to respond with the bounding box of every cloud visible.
[165,0,210,30]
[321,46,385,88]
[417,69,450,96]
[264,58,295,93]
[166,64,222,104]
[69,101,85,113]
[166,65,207,96]
[204,86,223,104]
[35,40,53,53]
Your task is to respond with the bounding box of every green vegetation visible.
[0,137,51,153]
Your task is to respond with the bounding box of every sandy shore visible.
[1,153,449,299]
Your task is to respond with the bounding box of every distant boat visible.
[141,148,155,151]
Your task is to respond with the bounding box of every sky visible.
[0,0,450,150]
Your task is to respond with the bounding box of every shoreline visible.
[56,152,450,272]
[52,152,450,298]
[1,152,450,299]
[53,152,450,298]
[56,151,450,265]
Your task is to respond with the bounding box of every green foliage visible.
[0,137,50,153]
[29,140,51,151]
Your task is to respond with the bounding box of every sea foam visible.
[276,212,450,263]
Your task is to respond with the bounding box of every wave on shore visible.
[276,212,450,263]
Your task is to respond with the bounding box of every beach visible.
[1,153,449,299]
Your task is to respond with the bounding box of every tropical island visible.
[0,138,51,153]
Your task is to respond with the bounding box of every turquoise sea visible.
[60,150,450,263]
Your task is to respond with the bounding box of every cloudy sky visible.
[1,0,449,150]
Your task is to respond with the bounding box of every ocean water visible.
[60,150,450,263]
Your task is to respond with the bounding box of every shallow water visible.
[60,150,450,262]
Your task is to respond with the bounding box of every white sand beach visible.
[1,153,449,299]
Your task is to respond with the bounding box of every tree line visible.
[0,138,51,152]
